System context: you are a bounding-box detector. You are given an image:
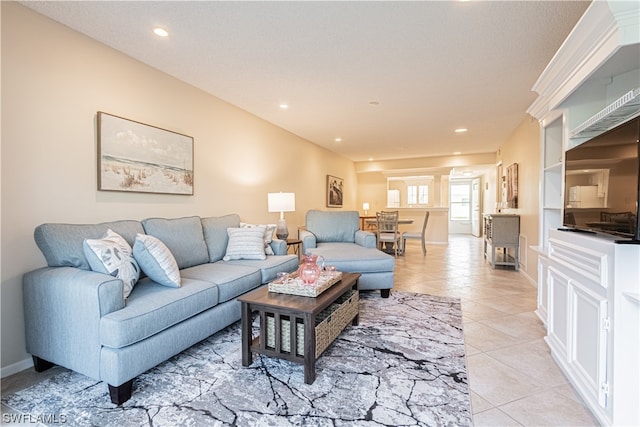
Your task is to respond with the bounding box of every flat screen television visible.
[563,115,640,242]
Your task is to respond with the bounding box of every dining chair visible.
[402,211,430,256]
[376,210,401,256]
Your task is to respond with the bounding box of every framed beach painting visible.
[97,112,194,195]
[326,175,344,208]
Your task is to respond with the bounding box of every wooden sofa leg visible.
[109,379,134,405]
[381,289,390,298]
[32,356,55,372]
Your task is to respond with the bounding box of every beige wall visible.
[0,3,356,372]
[496,116,540,283]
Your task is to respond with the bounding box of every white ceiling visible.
[22,1,591,162]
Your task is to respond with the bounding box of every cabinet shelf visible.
[544,162,563,173]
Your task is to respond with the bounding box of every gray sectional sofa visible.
[22,214,299,405]
[300,210,395,297]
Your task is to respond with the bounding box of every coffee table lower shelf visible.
[238,272,360,384]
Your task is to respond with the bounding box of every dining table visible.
[365,218,414,226]
[365,218,414,254]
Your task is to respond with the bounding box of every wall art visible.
[326,175,344,208]
[507,163,518,208]
[97,112,194,195]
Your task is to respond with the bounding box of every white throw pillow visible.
[83,229,140,299]
[223,226,268,261]
[133,233,181,288]
[240,222,277,255]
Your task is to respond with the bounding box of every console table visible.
[483,214,520,270]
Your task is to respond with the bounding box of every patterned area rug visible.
[3,291,471,426]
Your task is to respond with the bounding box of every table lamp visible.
[363,202,370,215]
[268,192,295,239]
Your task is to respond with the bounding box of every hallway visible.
[395,235,598,426]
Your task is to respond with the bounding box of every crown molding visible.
[528,1,640,120]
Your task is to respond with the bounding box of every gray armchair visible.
[299,210,395,297]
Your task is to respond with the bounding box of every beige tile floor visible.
[2,235,600,426]
[395,235,599,426]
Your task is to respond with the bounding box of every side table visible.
[286,238,302,259]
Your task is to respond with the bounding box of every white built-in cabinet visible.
[536,111,565,324]
[536,111,640,426]
[530,2,640,424]
[541,113,564,246]
[543,230,639,426]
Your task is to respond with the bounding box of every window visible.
[418,185,428,204]
[450,182,471,220]
[407,186,417,204]
[388,177,434,208]
[408,185,428,205]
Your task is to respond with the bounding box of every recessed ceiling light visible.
[453,151,462,155]
[335,138,342,142]
[153,28,169,37]
[368,101,379,106]
[279,104,289,109]
[454,128,468,133]
[368,157,374,161]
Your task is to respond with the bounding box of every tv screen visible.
[563,116,640,241]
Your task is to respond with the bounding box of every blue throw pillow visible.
[133,233,181,288]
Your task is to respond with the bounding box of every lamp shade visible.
[363,202,370,211]
[268,192,295,213]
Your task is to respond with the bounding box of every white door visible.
[449,181,472,234]
[471,178,481,237]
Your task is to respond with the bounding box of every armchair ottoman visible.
[299,210,395,297]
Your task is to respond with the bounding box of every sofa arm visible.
[299,229,317,254]
[355,230,377,248]
[23,266,124,380]
[270,238,287,255]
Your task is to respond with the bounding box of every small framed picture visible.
[326,175,344,208]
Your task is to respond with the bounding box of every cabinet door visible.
[536,256,549,325]
[570,282,608,408]
[547,266,569,357]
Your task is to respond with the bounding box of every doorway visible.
[449,180,472,234]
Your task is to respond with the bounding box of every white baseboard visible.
[519,268,537,288]
[1,357,33,378]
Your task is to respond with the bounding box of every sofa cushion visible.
[83,229,140,298]
[133,234,181,288]
[223,226,267,261]
[34,220,144,270]
[306,210,359,243]
[201,214,241,262]
[100,277,219,348]
[225,254,300,283]
[141,216,209,269]
[180,263,262,303]
[306,242,395,273]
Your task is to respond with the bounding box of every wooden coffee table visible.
[238,272,360,384]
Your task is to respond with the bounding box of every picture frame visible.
[97,112,194,195]
[326,175,344,208]
[506,163,518,208]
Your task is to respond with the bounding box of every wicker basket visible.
[265,289,359,357]
[268,271,342,297]
[266,316,305,356]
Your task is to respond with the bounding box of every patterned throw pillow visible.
[132,233,181,288]
[223,226,268,261]
[240,222,277,255]
[83,229,140,299]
